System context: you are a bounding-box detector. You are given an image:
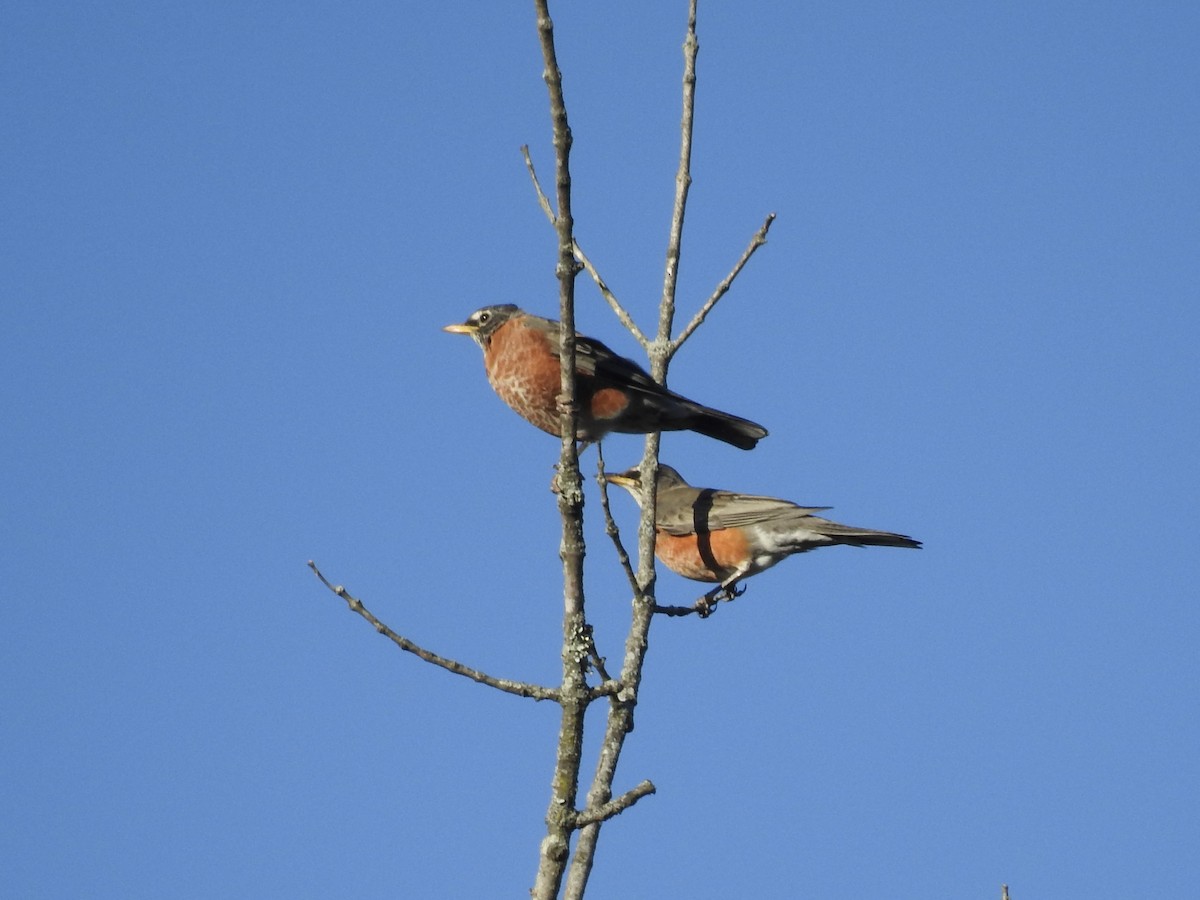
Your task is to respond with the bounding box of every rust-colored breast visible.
[483,318,563,435]
[653,527,750,583]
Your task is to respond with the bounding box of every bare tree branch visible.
[649,602,703,617]
[595,445,644,602]
[521,143,559,227]
[653,591,738,619]
[531,1,590,897]
[564,591,654,900]
[307,561,559,702]
[580,621,613,683]
[572,781,657,827]
[521,145,647,347]
[652,582,745,618]
[565,4,701,897]
[670,212,776,356]
[587,679,624,701]
[318,4,782,896]
[655,0,700,349]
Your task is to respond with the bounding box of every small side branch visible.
[521,145,648,348]
[308,561,559,702]
[652,601,707,618]
[588,679,624,701]
[653,599,716,618]
[572,781,656,827]
[670,212,776,356]
[654,583,745,618]
[595,445,644,602]
[580,621,613,683]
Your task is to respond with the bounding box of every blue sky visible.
[3,2,1198,897]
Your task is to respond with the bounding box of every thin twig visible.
[580,622,613,683]
[670,211,776,356]
[655,0,699,346]
[307,561,559,702]
[654,583,743,618]
[587,679,624,701]
[521,144,558,224]
[572,781,657,827]
[595,444,643,601]
[521,145,648,347]
[652,601,706,618]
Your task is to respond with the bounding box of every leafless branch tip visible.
[671,212,776,355]
[521,146,647,347]
[307,561,559,702]
[573,780,657,827]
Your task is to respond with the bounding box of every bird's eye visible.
[478,311,491,324]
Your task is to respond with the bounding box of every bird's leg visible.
[710,568,749,605]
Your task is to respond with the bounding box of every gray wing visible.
[657,487,831,535]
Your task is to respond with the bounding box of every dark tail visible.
[686,406,769,450]
[815,521,922,549]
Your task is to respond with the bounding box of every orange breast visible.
[483,321,563,434]
[653,527,750,583]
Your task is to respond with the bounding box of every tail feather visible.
[816,522,922,549]
[686,407,769,450]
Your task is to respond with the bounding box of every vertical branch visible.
[562,527,656,900]
[564,3,700,897]
[655,0,699,354]
[530,3,589,899]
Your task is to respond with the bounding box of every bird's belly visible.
[654,528,750,583]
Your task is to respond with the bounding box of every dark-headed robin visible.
[444,305,767,449]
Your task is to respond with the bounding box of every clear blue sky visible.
[4,3,1198,898]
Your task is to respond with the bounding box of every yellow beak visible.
[604,473,639,489]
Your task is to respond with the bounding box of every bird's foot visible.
[655,584,746,619]
[695,583,745,617]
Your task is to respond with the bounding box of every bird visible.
[605,464,921,615]
[443,305,767,449]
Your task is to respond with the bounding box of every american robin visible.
[443,305,767,449]
[606,464,921,615]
